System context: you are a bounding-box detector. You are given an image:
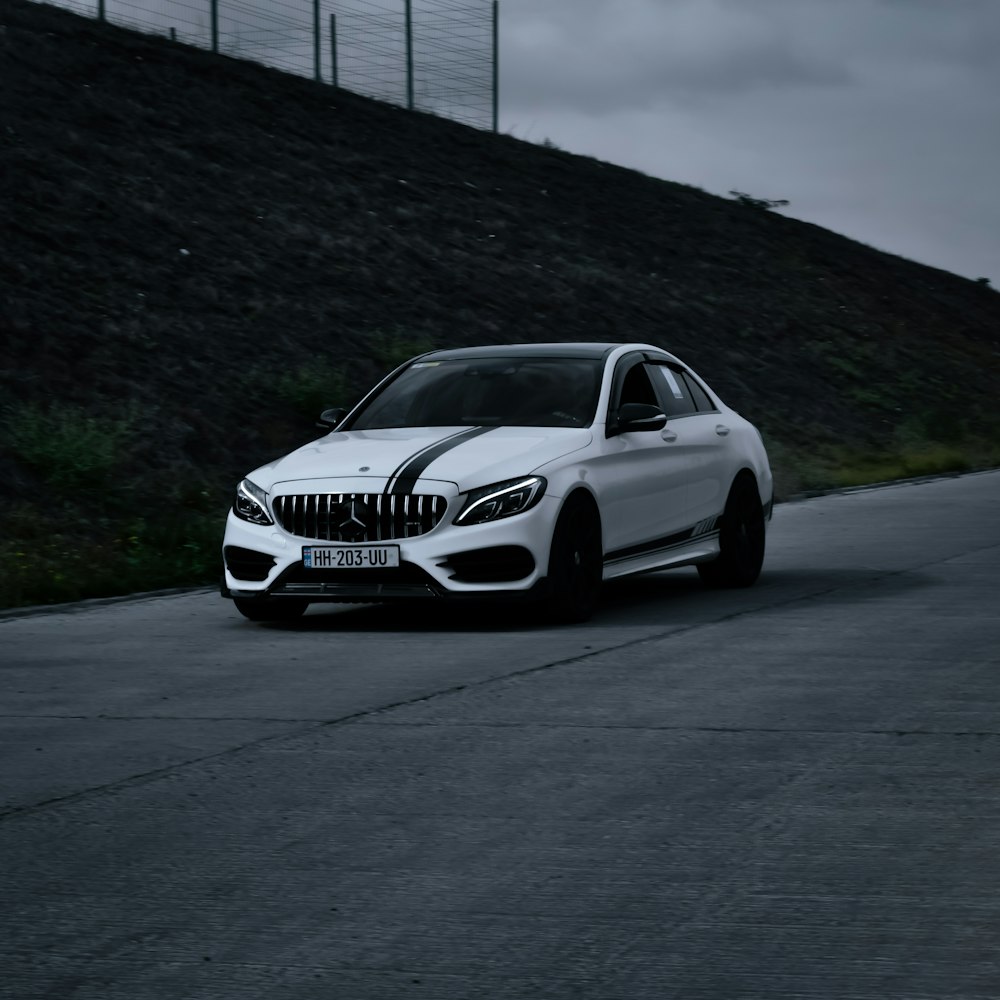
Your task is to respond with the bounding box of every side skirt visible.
[602,530,720,581]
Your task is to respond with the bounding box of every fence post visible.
[313,0,321,81]
[210,0,218,53]
[329,14,338,88]
[97,0,105,21]
[404,0,414,111]
[492,1,499,132]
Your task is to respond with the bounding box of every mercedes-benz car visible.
[222,343,772,623]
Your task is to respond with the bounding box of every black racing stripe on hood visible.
[385,426,495,495]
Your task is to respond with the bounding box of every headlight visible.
[454,476,546,526]
[233,479,273,525]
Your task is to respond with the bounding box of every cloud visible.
[503,0,852,113]
[502,0,1000,112]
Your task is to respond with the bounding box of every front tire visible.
[543,495,603,623]
[697,476,765,588]
[232,596,310,622]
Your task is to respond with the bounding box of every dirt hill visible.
[2,0,999,607]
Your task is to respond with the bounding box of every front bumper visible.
[221,493,561,603]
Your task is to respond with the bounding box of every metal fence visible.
[34,0,499,130]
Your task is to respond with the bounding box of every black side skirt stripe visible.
[604,515,720,564]
[385,426,495,495]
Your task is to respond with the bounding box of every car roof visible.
[419,343,633,362]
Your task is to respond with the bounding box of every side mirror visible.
[612,403,668,435]
[317,407,348,430]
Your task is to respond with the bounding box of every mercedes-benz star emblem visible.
[336,497,369,541]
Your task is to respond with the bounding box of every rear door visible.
[647,362,731,530]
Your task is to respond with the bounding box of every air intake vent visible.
[272,493,447,542]
[440,545,536,583]
[224,546,277,582]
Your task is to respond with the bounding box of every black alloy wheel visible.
[697,475,765,588]
[544,495,603,623]
[232,596,310,622]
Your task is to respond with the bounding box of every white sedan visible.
[222,343,773,623]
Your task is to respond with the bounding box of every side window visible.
[649,364,697,417]
[681,371,717,413]
[618,362,660,407]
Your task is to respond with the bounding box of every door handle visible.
[661,428,678,442]
[715,424,730,436]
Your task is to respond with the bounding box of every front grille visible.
[272,492,448,541]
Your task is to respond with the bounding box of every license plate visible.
[303,545,400,570]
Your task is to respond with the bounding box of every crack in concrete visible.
[5,714,999,738]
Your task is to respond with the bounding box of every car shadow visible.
[243,565,933,633]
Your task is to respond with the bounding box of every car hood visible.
[251,426,594,493]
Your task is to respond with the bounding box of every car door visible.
[591,353,691,558]
[647,362,731,530]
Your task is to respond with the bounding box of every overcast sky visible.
[497,0,1000,283]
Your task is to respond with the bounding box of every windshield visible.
[348,357,603,430]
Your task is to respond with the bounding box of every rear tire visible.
[232,596,309,622]
[697,476,765,589]
[543,495,603,623]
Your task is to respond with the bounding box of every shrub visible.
[729,190,789,210]
[3,402,138,498]
[370,330,437,371]
[273,363,350,418]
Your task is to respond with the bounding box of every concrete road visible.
[2,471,999,998]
